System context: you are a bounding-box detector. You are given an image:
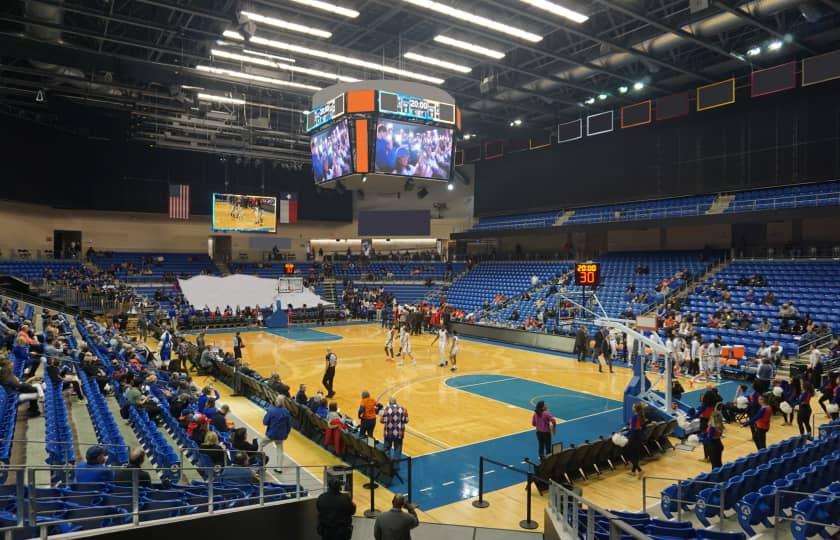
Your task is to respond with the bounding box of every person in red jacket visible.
[702,403,726,469]
[743,394,772,450]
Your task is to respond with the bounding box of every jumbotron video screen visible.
[212,193,277,233]
[310,118,353,184]
[374,119,453,180]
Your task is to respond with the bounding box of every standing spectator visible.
[374,495,419,540]
[626,402,646,478]
[743,394,772,450]
[233,332,244,362]
[755,358,774,394]
[380,397,408,458]
[323,348,337,398]
[316,477,356,540]
[358,391,379,439]
[261,396,291,473]
[532,400,556,460]
[807,345,823,390]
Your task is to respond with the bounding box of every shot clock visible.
[574,261,601,287]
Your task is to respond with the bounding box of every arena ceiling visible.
[1,0,838,164]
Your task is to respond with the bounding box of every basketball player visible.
[398,326,415,367]
[254,200,263,225]
[448,331,459,371]
[384,326,396,362]
[430,327,448,367]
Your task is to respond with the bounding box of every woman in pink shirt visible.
[532,401,556,459]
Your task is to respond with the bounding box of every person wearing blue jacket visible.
[260,396,291,474]
[75,446,114,483]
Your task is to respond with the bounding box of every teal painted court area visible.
[446,374,622,419]
[265,327,343,341]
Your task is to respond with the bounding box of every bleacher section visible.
[0,261,83,281]
[469,180,840,233]
[90,252,218,282]
[726,181,840,214]
[682,260,840,358]
[472,210,562,232]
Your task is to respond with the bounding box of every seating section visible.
[0,261,83,281]
[472,210,561,231]
[726,181,840,214]
[566,195,715,226]
[231,261,464,282]
[229,261,319,279]
[565,510,746,540]
[90,252,218,281]
[337,283,442,306]
[682,260,840,358]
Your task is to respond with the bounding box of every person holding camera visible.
[374,495,419,540]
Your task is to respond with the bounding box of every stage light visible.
[197,93,246,105]
[223,30,245,41]
[513,119,522,126]
[598,93,607,100]
[403,52,472,73]
[249,36,445,84]
[618,85,628,94]
[401,0,543,43]
[746,46,762,57]
[632,81,644,91]
[196,64,322,91]
[242,49,296,63]
[211,49,359,83]
[289,0,359,18]
[447,182,455,191]
[584,97,595,104]
[768,40,783,51]
[361,176,367,183]
[433,35,506,59]
[239,11,332,39]
[517,0,588,23]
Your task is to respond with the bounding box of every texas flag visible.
[278,193,298,224]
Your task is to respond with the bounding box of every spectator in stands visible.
[762,291,776,306]
[754,358,774,394]
[295,384,308,405]
[199,431,227,469]
[778,303,796,320]
[380,397,408,459]
[358,390,380,439]
[231,427,266,465]
[268,374,290,397]
[197,347,219,376]
[113,448,152,487]
[261,396,291,473]
[743,394,772,450]
[0,357,42,417]
[45,356,84,401]
[197,385,219,413]
[767,341,783,366]
[75,446,114,483]
[212,404,231,433]
[317,477,356,540]
[221,452,258,484]
[124,378,161,420]
[374,495,419,540]
[757,319,771,334]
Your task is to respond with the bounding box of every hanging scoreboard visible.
[306,94,345,132]
[378,91,456,125]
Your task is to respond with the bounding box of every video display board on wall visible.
[311,118,353,184]
[212,193,277,233]
[373,119,453,180]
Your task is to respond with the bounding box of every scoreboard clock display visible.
[306,94,345,132]
[575,262,601,287]
[283,262,296,275]
[378,91,455,124]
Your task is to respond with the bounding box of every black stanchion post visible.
[407,457,413,504]
[472,456,490,508]
[519,475,539,530]
[363,461,380,519]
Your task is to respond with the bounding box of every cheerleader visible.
[626,402,646,478]
[791,381,814,437]
[384,327,396,362]
[702,403,726,469]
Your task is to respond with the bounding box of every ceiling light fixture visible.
[598,93,607,100]
[618,85,628,94]
[249,36,445,84]
[768,40,783,51]
[212,48,359,82]
[746,46,762,57]
[632,81,644,91]
[517,0,588,23]
[403,52,472,73]
[197,93,246,105]
[584,97,595,104]
[288,0,360,18]
[513,118,522,126]
[223,30,245,40]
[196,64,322,91]
[433,35,506,59]
[242,49,296,63]
[239,11,332,39]
[401,0,542,43]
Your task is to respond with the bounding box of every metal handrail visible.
[548,480,651,540]
[641,475,725,524]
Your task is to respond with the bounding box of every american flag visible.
[168,184,190,220]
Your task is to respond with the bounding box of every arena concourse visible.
[1,1,840,539]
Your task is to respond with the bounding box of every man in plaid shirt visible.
[380,397,409,458]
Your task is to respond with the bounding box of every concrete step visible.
[554,210,575,226]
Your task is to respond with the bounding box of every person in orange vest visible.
[358,390,381,439]
[743,394,772,450]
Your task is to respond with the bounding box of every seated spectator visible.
[231,427,266,465]
[199,431,227,469]
[295,384,308,405]
[762,291,776,306]
[757,319,771,333]
[46,356,84,401]
[212,404,231,433]
[75,446,114,483]
[0,357,42,417]
[267,374,290,397]
[112,448,152,487]
[197,385,219,413]
[220,452,258,484]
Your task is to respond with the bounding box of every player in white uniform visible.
[397,326,415,366]
[254,202,263,225]
[384,327,396,361]
[430,327,448,366]
[448,331,460,371]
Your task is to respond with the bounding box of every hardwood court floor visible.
[212,201,276,232]
[189,324,808,531]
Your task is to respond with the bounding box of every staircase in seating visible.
[706,194,735,215]
[554,210,575,226]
